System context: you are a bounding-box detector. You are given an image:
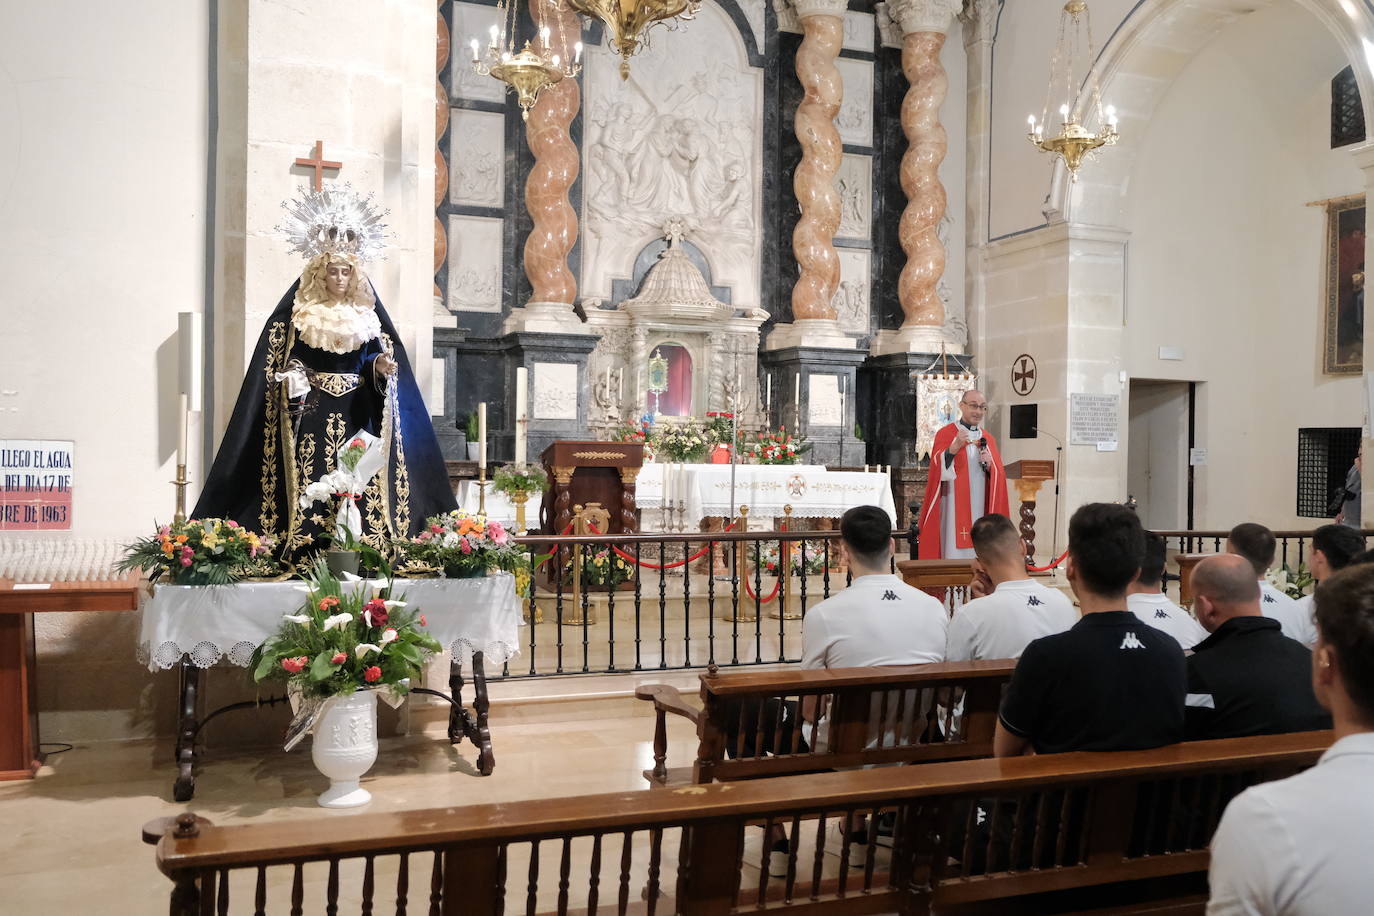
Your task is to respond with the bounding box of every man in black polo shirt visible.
[1185,554,1331,740]
[995,503,1186,756]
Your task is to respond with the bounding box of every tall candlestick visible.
[177,393,189,468]
[514,369,528,465]
[478,401,488,470]
[765,374,772,415]
[617,369,623,403]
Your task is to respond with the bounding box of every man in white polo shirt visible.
[1291,524,1365,648]
[1226,523,1315,645]
[1127,531,1208,651]
[946,513,1077,662]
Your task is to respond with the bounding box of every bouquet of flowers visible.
[397,510,525,578]
[492,463,549,496]
[611,419,655,462]
[117,518,277,585]
[703,411,736,447]
[250,558,443,748]
[743,426,811,465]
[299,431,385,549]
[578,546,634,587]
[747,540,829,577]
[1267,561,1314,600]
[656,421,710,463]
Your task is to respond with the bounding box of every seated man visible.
[996,503,1186,757]
[1185,554,1330,741]
[946,513,1078,662]
[1208,564,1374,914]
[1293,524,1366,647]
[1127,531,1209,650]
[1226,522,1314,645]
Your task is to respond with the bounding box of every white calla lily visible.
[380,628,399,645]
[322,612,353,631]
[382,600,407,609]
[355,643,381,659]
[282,614,311,626]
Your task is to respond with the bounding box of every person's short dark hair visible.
[971,513,1020,563]
[840,505,892,567]
[1313,524,1366,572]
[1349,548,1374,567]
[1068,503,1145,598]
[1137,531,1168,588]
[1314,564,1374,722]
[1228,523,1276,577]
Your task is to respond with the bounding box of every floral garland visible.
[397,510,525,578]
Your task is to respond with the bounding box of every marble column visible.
[961,0,996,361]
[789,0,846,323]
[874,0,961,355]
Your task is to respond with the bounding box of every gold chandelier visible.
[564,0,701,80]
[469,5,582,120]
[1027,0,1118,181]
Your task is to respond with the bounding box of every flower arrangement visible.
[250,559,442,700]
[577,546,634,587]
[299,432,384,550]
[611,419,655,462]
[747,540,829,577]
[492,463,549,496]
[656,421,711,463]
[743,426,811,466]
[397,510,525,578]
[1267,562,1314,600]
[117,518,277,585]
[703,411,736,447]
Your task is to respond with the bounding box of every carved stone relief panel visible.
[738,0,766,53]
[809,373,843,427]
[580,1,763,308]
[446,215,503,313]
[835,57,873,148]
[842,11,875,53]
[450,3,506,104]
[533,362,579,420]
[836,153,871,241]
[449,109,504,207]
[831,247,871,336]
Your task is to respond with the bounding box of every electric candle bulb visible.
[574,41,583,63]
[489,24,499,46]
[1059,104,1070,118]
[541,26,550,45]
[1028,114,1036,126]
[502,50,512,62]
[470,38,479,61]
[552,53,560,68]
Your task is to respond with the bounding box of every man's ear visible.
[1194,594,1213,625]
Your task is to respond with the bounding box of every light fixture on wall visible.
[564,0,701,80]
[469,0,583,120]
[1026,0,1118,181]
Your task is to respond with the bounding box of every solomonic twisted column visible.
[523,0,581,309]
[891,0,961,333]
[790,0,847,321]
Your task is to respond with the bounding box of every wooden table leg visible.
[0,609,40,779]
[410,651,494,776]
[173,662,201,802]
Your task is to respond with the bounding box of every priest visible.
[918,389,1009,559]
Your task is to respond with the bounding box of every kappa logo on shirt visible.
[1263,594,1276,604]
[881,590,899,601]
[1119,631,1147,650]
[1026,596,1043,607]
[1154,609,1170,620]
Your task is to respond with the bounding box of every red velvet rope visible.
[1026,549,1070,573]
[584,522,736,571]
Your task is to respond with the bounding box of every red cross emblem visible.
[1011,354,1037,396]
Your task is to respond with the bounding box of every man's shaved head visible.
[958,389,988,426]
[1192,554,1262,632]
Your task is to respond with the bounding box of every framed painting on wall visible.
[1323,195,1365,374]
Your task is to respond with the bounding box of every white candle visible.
[176,392,188,468]
[514,368,528,465]
[478,401,488,470]
[794,373,801,407]
[617,369,623,402]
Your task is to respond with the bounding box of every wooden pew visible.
[151,729,1332,915]
[634,660,1018,787]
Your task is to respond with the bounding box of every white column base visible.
[868,325,957,356]
[764,319,859,350]
[502,301,586,335]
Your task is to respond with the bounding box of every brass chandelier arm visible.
[565,0,700,79]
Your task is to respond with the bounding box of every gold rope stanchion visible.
[723,505,757,622]
[769,504,804,620]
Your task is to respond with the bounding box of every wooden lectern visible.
[1005,459,1056,564]
[540,441,646,537]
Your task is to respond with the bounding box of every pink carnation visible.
[430,524,443,534]
[363,665,382,683]
[180,557,192,567]
[459,537,472,555]
[281,656,309,674]
[487,522,508,546]
[330,652,346,665]
[419,614,427,626]
[226,520,239,528]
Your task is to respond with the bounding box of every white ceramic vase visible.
[311,689,378,808]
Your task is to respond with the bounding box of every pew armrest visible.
[635,685,702,785]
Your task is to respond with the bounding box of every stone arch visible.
[1052,0,1374,227]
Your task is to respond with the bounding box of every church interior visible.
[3,0,1374,912]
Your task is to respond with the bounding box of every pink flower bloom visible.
[419,614,427,627]
[350,437,366,449]
[226,520,239,528]
[158,525,170,538]
[430,524,443,534]
[363,665,382,683]
[487,522,508,546]
[180,557,192,567]
[281,656,309,674]
[459,537,473,555]
[330,652,346,665]
[418,531,432,541]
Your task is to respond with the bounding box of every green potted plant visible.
[492,463,550,535]
[465,412,480,461]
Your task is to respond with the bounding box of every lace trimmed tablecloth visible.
[635,464,896,523]
[138,574,521,672]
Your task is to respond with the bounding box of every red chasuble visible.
[918,423,1011,559]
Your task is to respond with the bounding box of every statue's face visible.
[325,260,353,300]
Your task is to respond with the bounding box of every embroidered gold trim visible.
[313,372,361,397]
[572,451,628,460]
[258,321,288,540]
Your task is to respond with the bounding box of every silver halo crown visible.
[277,183,389,263]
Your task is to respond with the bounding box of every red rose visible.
[330,652,346,665]
[364,666,382,683]
[364,598,389,627]
[350,437,366,449]
[281,656,308,674]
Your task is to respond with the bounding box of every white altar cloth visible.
[138,574,521,672]
[634,464,895,524]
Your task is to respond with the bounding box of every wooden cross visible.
[1012,355,1037,395]
[294,140,342,192]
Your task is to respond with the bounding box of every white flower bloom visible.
[282,614,311,626]
[355,643,381,659]
[322,612,353,631]
[441,531,460,548]
[380,628,399,645]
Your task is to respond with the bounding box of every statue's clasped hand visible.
[374,354,398,378]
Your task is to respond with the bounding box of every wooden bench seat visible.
[151,729,1333,915]
[634,660,1019,786]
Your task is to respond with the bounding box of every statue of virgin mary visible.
[193,186,456,562]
